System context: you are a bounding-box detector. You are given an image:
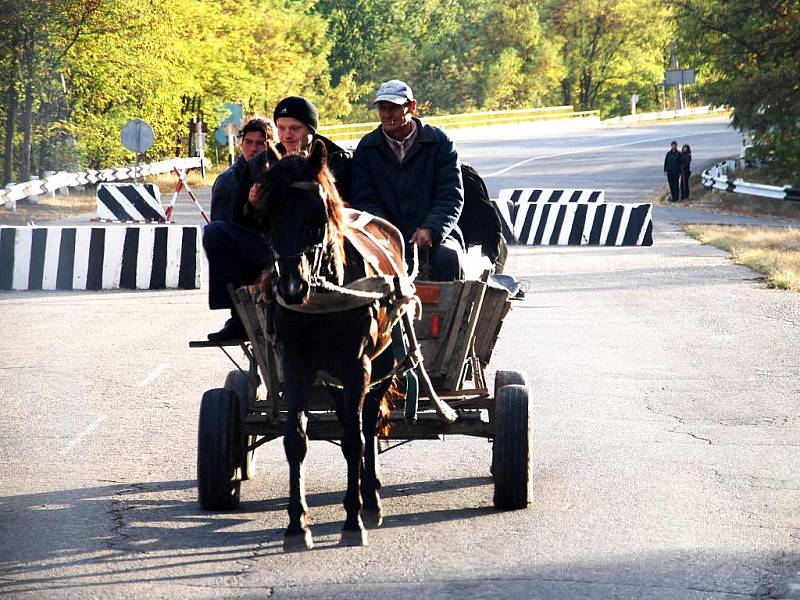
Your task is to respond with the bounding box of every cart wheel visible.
[225,370,256,481]
[493,384,532,510]
[490,370,528,475]
[197,388,242,511]
[493,370,527,399]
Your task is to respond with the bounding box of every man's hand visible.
[248,183,261,206]
[410,227,433,249]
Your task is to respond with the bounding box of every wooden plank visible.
[474,286,512,365]
[430,281,471,376]
[443,281,487,390]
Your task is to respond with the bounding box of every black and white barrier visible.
[0,156,208,209]
[96,183,167,222]
[493,200,653,246]
[498,188,604,205]
[702,161,800,201]
[0,225,201,291]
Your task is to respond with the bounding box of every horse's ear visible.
[308,139,328,175]
[266,141,282,164]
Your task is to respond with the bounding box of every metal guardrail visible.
[604,105,728,125]
[1,157,208,209]
[319,106,600,141]
[702,160,800,202]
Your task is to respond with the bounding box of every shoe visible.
[207,317,247,343]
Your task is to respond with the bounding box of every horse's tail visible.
[377,378,401,438]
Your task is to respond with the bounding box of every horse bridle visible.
[270,181,329,285]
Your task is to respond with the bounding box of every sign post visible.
[121,119,155,182]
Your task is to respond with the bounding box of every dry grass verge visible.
[684,224,800,291]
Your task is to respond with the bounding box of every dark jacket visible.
[350,118,464,245]
[210,154,248,224]
[680,152,692,173]
[664,149,682,173]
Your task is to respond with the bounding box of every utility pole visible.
[670,42,684,110]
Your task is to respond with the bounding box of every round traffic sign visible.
[121,119,155,153]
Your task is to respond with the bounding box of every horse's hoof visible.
[361,509,383,529]
[284,529,314,552]
[340,528,368,547]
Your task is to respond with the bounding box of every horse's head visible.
[257,141,344,305]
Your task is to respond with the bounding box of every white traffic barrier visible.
[0,225,201,291]
[514,202,653,246]
[492,200,653,246]
[702,161,800,202]
[499,188,604,205]
[0,157,208,209]
[96,183,166,222]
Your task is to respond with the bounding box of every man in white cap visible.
[351,80,465,280]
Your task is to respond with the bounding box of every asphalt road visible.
[2,116,800,599]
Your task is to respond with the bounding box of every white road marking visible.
[61,416,106,454]
[138,363,169,387]
[482,129,732,178]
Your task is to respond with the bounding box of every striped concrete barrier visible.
[512,202,653,246]
[96,183,167,222]
[0,225,201,291]
[499,188,604,205]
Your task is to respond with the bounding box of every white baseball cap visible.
[372,80,415,105]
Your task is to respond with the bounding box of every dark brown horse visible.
[256,141,408,550]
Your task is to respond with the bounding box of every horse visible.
[256,141,411,550]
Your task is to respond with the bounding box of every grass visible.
[684,224,800,291]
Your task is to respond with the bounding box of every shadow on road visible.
[0,475,493,595]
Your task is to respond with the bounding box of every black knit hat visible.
[273,96,319,133]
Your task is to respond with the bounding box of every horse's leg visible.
[361,350,393,529]
[339,354,370,546]
[283,358,314,551]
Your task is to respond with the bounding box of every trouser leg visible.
[667,172,680,202]
[429,238,464,281]
[202,222,272,309]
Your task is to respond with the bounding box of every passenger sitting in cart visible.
[350,80,465,281]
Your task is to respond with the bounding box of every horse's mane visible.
[316,161,346,264]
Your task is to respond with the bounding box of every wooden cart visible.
[190,277,532,512]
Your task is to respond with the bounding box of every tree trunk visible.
[561,78,572,105]
[2,79,18,185]
[20,79,33,182]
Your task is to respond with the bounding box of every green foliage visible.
[5,0,744,179]
[541,0,672,115]
[676,0,800,183]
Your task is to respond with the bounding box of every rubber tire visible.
[224,370,256,481]
[493,384,533,510]
[197,388,242,511]
[493,370,527,400]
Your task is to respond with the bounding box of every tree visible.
[676,0,800,182]
[543,0,672,115]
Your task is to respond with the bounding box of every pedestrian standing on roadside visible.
[664,141,682,202]
[679,144,692,200]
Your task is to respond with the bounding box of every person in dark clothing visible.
[350,80,464,281]
[209,117,274,222]
[247,96,352,204]
[664,140,682,202]
[679,144,692,200]
[204,118,275,342]
[203,98,353,342]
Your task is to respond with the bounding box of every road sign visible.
[215,103,244,146]
[121,119,155,153]
[665,68,696,86]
